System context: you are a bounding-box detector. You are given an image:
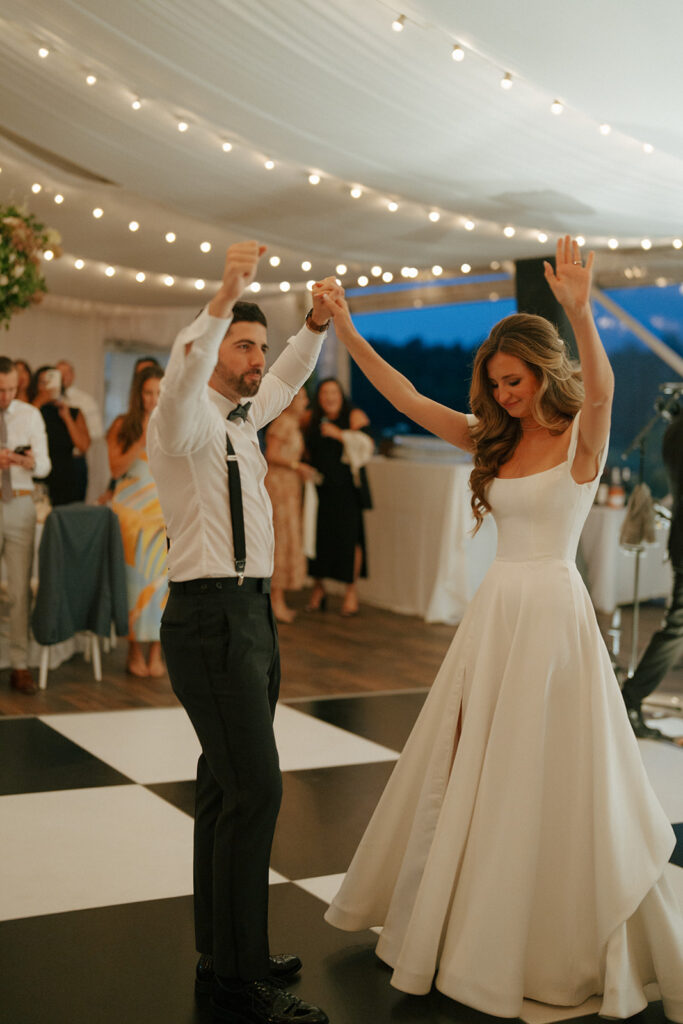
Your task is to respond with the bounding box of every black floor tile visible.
[0,718,132,796]
[146,779,195,818]
[291,692,428,752]
[272,761,396,878]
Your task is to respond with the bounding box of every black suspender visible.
[225,431,246,584]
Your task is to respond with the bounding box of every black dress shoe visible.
[625,703,664,740]
[195,954,303,996]
[211,977,328,1023]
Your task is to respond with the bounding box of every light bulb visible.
[74,259,85,270]
[164,275,175,286]
[607,238,619,249]
[306,280,316,291]
[105,266,115,277]
[500,73,513,90]
[264,159,275,170]
[537,232,548,243]
[673,239,682,250]
[177,121,189,132]
[599,123,611,135]
[641,238,652,250]
[575,235,585,247]
[43,250,54,261]
[269,256,281,267]
[92,207,103,218]
[308,173,320,185]
[194,279,205,290]
[382,271,393,282]
[128,221,139,232]
[428,211,440,222]
[350,186,362,199]
[371,265,382,277]
[31,183,42,194]
[503,225,516,237]
[165,231,176,243]
[38,47,49,58]
[392,15,406,32]
[222,141,233,152]
[464,219,475,231]
[136,272,146,282]
[86,74,97,86]
[54,194,64,204]
[358,275,369,287]
[200,241,212,253]
[336,264,347,275]
[387,201,398,212]
[249,282,261,293]
[452,44,465,62]
[279,281,291,292]
[460,263,471,274]
[643,142,653,154]
[131,98,142,110]
[432,265,443,276]
[550,99,564,115]
[301,260,312,272]
[400,267,410,278]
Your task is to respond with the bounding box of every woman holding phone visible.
[30,365,90,506]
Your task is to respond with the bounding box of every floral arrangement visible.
[0,204,62,329]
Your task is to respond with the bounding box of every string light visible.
[194,279,205,290]
[38,47,49,58]
[306,280,316,291]
[164,275,175,286]
[128,220,139,232]
[575,235,585,246]
[382,271,393,282]
[86,74,97,86]
[54,194,64,204]
[92,207,103,218]
[43,250,54,261]
[643,142,654,154]
[371,265,382,277]
[428,211,441,222]
[392,15,406,32]
[177,121,189,132]
[222,141,233,152]
[358,275,369,287]
[537,231,548,243]
[387,201,399,212]
[249,282,261,293]
[550,99,564,115]
[301,260,312,272]
[279,281,291,292]
[431,265,443,276]
[336,264,347,275]
[503,225,516,237]
[131,98,142,110]
[308,173,320,185]
[165,231,176,243]
[104,266,115,277]
[451,44,465,62]
[350,186,362,199]
[264,159,275,170]
[464,219,475,231]
[200,241,212,253]
[31,183,41,193]
[500,73,513,90]
[600,123,611,135]
[641,238,652,250]
[608,238,619,249]
[673,239,683,250]
[136,271,146,282]
[74,259,85,270]
[269,255,281,267]
[460,263,471,273]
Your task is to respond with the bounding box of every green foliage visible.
[0,204,62,329]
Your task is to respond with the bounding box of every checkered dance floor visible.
[1,692,682,1024]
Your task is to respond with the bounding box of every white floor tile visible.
[0,785,193,921]
[646,714,683,738]
[274,705,399,771]
[293,873,346,906]
[41,708,201,784]
[638,738,683,822]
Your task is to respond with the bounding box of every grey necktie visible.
[227,402,251,423]
[0,410,13,502]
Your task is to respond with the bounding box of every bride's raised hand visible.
[543,235,594,315]
[320,289,355,340]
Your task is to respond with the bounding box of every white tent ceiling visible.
[1,0,682,307]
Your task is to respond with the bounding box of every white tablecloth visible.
[356,459,673,623]
[579,505,672,614]
[357,457,497,624]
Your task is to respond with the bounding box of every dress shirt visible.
[1,400,51,489]
[148,307,326,581]
[64,385,104,441]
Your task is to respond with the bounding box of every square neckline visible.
[493,415,578,481]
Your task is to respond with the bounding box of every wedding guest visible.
[13,359,32,403]
[57,359,106,502]
[108,365,167,678]
[30,365,90,506]
[265,389,316,622]
[321,238,683,1021]
[304,377,372,616]
[0,356,51,694]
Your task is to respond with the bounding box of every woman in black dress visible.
[30,365,90,505]
[304,377,372,616]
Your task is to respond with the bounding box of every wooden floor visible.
[1,589,681,717]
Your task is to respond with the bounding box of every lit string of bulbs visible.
[17,21,683,286]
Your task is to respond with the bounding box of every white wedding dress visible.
[325,413,683,1021]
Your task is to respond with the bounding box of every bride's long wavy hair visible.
[469,313,584,532]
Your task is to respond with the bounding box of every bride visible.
[321,237,683,1021]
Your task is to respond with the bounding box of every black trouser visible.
[622,569,683,708]
[160,577,282,982]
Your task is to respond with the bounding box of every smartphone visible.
[43,368,62,397]
[14,445,32,455]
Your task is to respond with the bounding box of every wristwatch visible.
[305,308,330,333]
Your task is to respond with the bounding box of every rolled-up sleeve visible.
[151,307,233,455]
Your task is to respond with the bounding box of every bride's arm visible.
[544,236,614,481]
[320,293,473,452]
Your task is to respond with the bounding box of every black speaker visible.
[515,256,576,355]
